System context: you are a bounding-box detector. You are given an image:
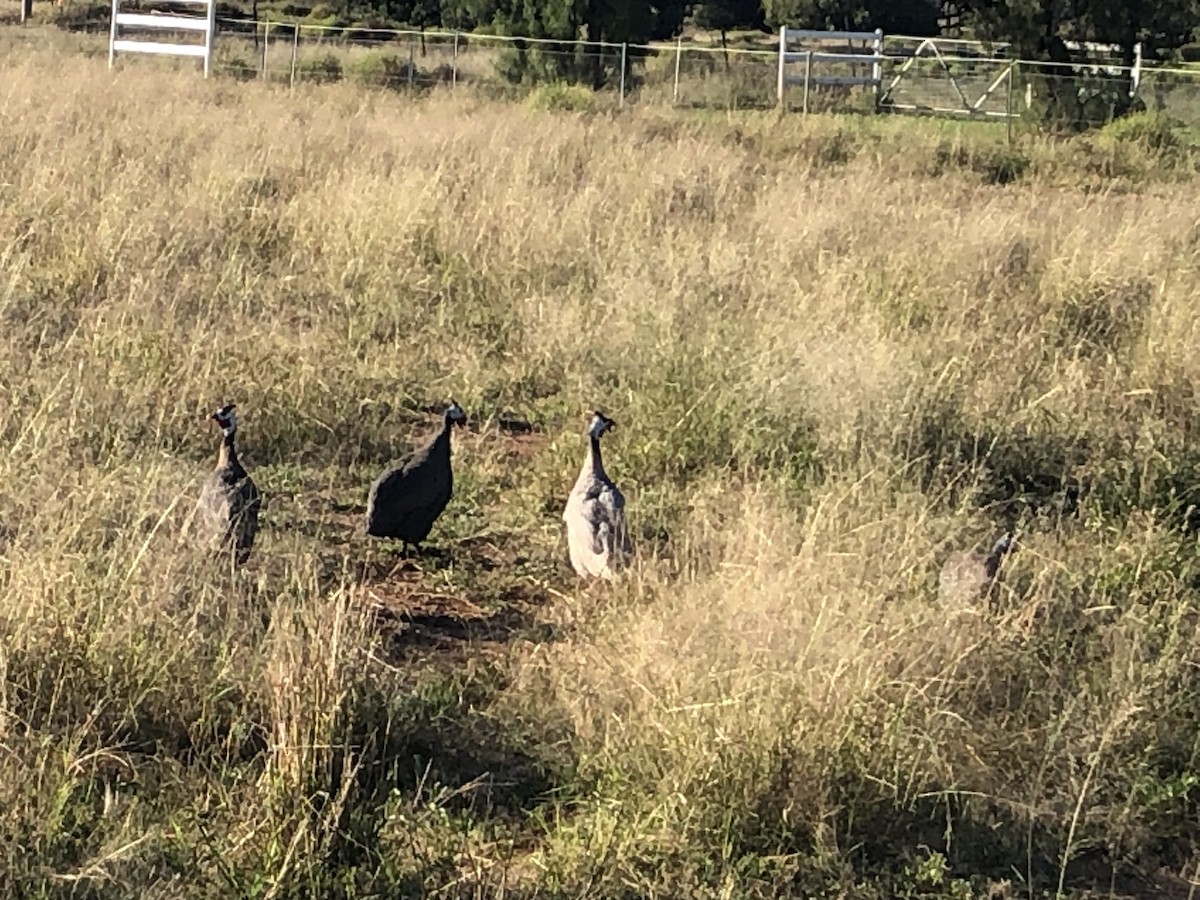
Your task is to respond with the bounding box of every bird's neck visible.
[984,547,1006,579]
[437,418,454,454]
[584,434,605,478]
[218,430,242,472]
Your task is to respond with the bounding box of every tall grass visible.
[3,35,1200,899]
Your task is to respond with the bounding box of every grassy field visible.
[6,27,1200,900]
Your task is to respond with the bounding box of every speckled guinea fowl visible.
[364,400,467,554]
[937,531,1017,609]
[194,403,262,565]
[563,410,633,580]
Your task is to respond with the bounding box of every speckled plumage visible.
[194,403,261,565]
[563,411,632,580]
[938,532,1015,609]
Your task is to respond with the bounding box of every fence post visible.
[619,42,627,107]
[452,30,459,88]
[290,24,299,88]
[1131,40,1142,98]
[262,21,270,80]
[202,0,215,77]
[20,0,31,24]
[1006,60,1014,145]
[802,49,812,115]
[776,24,786,109]
[672,36,682,105]
[408,34,416,89]
[108,0,119,68]
[872,27,883,112]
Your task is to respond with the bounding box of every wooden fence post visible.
[672,36,682,105]
[619,42,627,107]
[290,23,299,87]
[802,49,812,114]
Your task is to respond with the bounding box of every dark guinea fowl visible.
[364,399,467,554]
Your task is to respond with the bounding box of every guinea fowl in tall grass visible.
[194,402,262,566]
[938,531,1017,610]
[563,410,633,580]
[364,400,467,555]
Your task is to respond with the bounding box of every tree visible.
[650,0,688,39]
[953,0,1073,59]
[957,0,1200,66]
[1078,0,1200,68]
[760,0,940,34]
[441,0,500,30]
[955,0,1200,120]
[408,0,442,53]
[691,0,766,60]
[493,0,655,87]
[760,0,868,30]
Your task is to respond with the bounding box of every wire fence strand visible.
[37,10,1200,129]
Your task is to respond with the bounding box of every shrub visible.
[1099,110,1185,152]
[1177,42,1200,63]
[524,82,598,112]
[973,145,1031,184]
[347,51,413,89]
[296,51,343,84]
[221,53,259,82]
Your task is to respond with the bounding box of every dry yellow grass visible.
[3,31,1200,900]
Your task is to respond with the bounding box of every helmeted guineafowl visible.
[563,410,633,580]
[364,400,467,554]
[937,531,1017,609]
[194,402,262,565]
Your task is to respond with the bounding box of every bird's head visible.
[990,531,1017,559]
[210,403,238,437]
[588,410,616,439]
[445,399,467,429]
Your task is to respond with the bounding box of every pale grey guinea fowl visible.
[194,402,262,565]
[937,531,1017,609]
[364,399,467,554]
[563,410,633,580]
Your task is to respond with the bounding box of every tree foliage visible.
[691,0,765,40]
[490,0,656,86]
[760,0,940,33]
[951,0,1200,122]
[953,0,1200,64]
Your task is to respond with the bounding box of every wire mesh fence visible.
[21,10,1200,132]
[1140,66,1200,125]
[207,23,788,109]
[880,55,1016,119]
[652,44,781,109]
[996,60,1200,134]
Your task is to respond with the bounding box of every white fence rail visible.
[108,0,218,77]
[776,26,884,111]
